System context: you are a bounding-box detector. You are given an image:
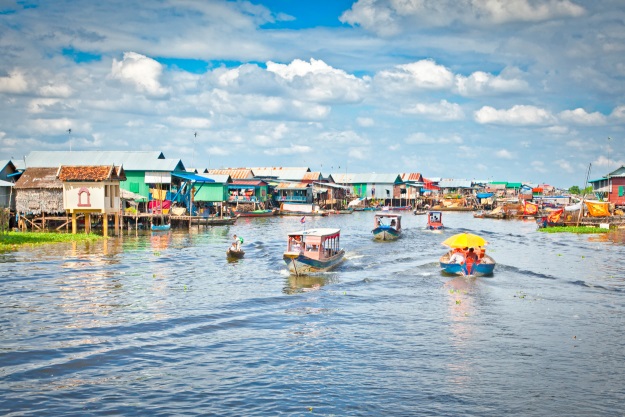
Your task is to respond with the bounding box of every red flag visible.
[300,216,306,224]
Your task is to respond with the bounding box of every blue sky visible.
[1,0,624,187]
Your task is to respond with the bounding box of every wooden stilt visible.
[72,212,77,234]
[103,213,108,237]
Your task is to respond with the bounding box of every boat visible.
[279,203,328,216]
[388,205,412,211]
[413,210,427,215]
[372,213,402,241]
[191,216,238,225]
[234,209,276,217]
[226,247,245,258]
[426,211,444,230]
[151,223,171,232]
[283,228,344,275]
[439,233,496,276]
[439,249,496,276]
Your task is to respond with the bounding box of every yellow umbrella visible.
[442,232,488,248]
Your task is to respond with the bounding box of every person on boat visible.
[466,247,479,263]
[449,248,465,264]
[232,234,241,251]
[291,237,302,253]
[390,219,396,227]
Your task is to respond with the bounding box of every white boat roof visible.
[375,213,401,218]
[288,228,340,237]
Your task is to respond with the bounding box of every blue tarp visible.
[171,172,215,183]
[476,192,494,199]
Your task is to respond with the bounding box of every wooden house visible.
[14,167,65,230]
[25,151,185,203]
[274,182,313,204]
[591,166,625,208]
[250,167,311,182]
[331,173,404,204]
[57,165,126,236]
[0,160,18,209]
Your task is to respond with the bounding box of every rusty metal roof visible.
[401,173,423,181]
[14,167,62,189]
[206,168,254,179]
[303,172,322,181]
[275,182,310,190]
[57,165,126,182]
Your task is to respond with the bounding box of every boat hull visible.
[372,226,400,241]
[283,250,345,274]
[234,210,276,217]
[439,254,496,277]
[226,248,245,258]
[151,224,171,231]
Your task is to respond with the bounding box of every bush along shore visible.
[0,231,103,251]
[538,226,611,234]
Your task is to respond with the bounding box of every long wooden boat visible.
[372,213,402,241]
[439,250,496,277]
[226,248,245,258]
[283,228,344,275]
[426,211,444,230]
[234,209,276,217]
[191,216,237,225]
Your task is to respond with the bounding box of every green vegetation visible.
[539,226,610,234]
[568,185,593,195]
[0,231,103,251]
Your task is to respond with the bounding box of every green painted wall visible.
[121,171,150,198]
[194,183,228,202]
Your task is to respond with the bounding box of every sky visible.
[0,0,624,188]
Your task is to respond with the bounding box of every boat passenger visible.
[449,248,465,264]
[466,248,479,263]
[232,234,241,250]
[390,219,396,227]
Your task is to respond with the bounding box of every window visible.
[619,186,624,197]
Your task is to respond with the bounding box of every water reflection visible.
[283,273,339,294]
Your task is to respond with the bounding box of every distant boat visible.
[234,209,276,217]
[413,209,427,215]
[191,216,237,225]
[151,223,171,232]
[426,211,444,230]
[283,228,344,275]
[372,213,402,241]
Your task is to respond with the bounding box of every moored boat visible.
[283,228,344,275]
[234,209,276,217]
[426,211,444,230]
[151,223,171,232]
[372,213,402,241]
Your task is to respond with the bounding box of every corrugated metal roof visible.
[400,172,423,181]
[14,168,62,189]
[0,160,15,173]
[275,182,310,190]
[24,151,183,171]
[303,172,322,181]
[206,168,254,179]
[232,179,268,186]
[0,179,14,187]
[250,167,311,180]
[58,165,126,182]
[331,173,403,184]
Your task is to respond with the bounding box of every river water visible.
[1,212,624,416]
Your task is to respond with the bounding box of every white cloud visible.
[39,83,73,98]
[531,161,548,173]
[267,144,312,155]
[340,0,585,35]
[610,105,625,122]
[166,117,212,129]
[402,100,465,121]
[348,147,368,160]
[267,58,368,103]
[455,69,529,96]
[405,132,463,144]
[475,105,555,125]
[376,59,455,91]
[31,118,91,135]
[110,52,169,98]
[558,108,607,125]
[495,149,514,159]
[0,70,28,94]
[357,117,375,127]
[555,158,575,173]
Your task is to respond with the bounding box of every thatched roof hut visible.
[14,167,64,215]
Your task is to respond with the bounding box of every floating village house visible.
[0,160,18,210]
[14,167,65,230]
[590,166,625,208]
[24,151,185,216]
[332,173,404,205]
[57,165,126,236]
[205,168,270,210]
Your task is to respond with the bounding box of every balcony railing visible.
[228,196,258,202]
